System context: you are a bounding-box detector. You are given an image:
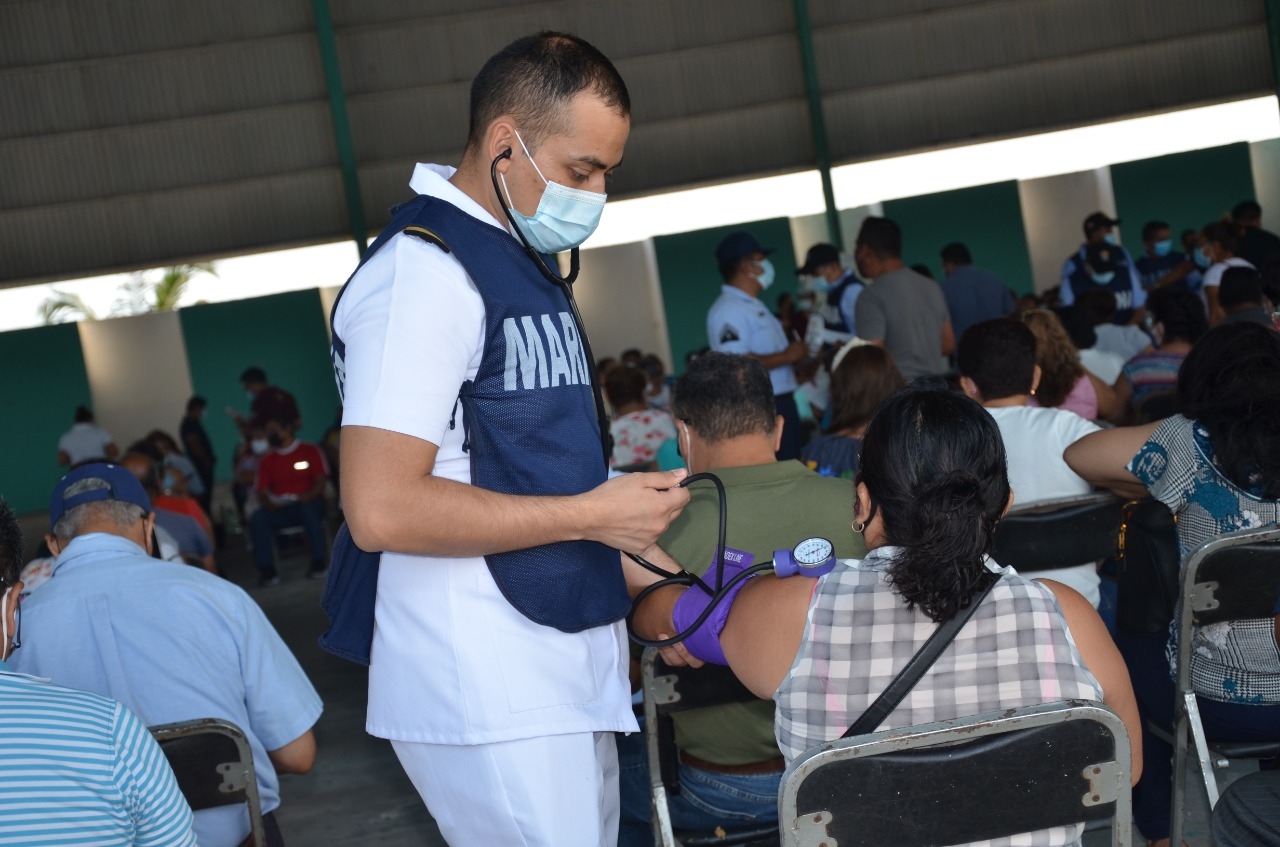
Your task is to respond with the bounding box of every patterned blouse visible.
[775,547,1103,847]
[609,408,677,468]
[1127,415,1280,703]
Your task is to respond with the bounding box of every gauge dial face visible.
[794,537,834,566]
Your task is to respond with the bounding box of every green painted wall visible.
[653,218,797,374]
[0,324,93,514]
[883,181,1035,294]
[1112,143,1256,251]
[179,290,340,483]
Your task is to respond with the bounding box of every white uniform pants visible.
[392,731,619,847]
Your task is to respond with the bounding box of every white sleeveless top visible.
[774,547,1103,847]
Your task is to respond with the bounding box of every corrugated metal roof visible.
[0,0,1272,286]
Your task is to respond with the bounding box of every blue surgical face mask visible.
[1103,233,1119,246]
[501,130,606,254]
[1193,246,1213,269]
[756,258,777,290]
[1153,239,1173,257]
[1091,271,1116,285]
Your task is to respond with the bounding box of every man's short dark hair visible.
[1141,220,1170,242]
[1202,220,1238,254]
[856,217,903,259]
[122,451,162,495]
[0,497,22,586]
[603,364,647,408]
[940,242,972,265]
[240,366,267,385]
[718,256,749,282]
[74,405,94,423]
[1232,200,1262,223]
[466,31,630,151]
[956,319,1037,401]
[1219,266,1265,310]
[186,396,207,414]
[1056,305,1098,351]
[672,352,776,442]
[1078,289,1118,325]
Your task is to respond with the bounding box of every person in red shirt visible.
[249,414,329,585]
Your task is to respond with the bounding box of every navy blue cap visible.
[50,463,152,529]
[715,231,775,265]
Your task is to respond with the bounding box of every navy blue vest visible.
[825,273,863,333]
[1065,245,1140,324]
[320,195,626,664]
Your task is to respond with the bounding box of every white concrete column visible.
[572,239,672,368]
[1250,139,1280,232]
[1017,169,1117,293]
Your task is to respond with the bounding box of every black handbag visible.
[1114,499,1181,637]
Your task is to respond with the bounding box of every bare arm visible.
[1107,373,1134,425]
[1206,286,1224,326]
[267,729,316,775]
[104,442,119,461]
[57,450,71,466]
[1063,422,1159,500]
[752,339,808,369]
[1086,371,1121,422]
[720,575,815,699]
[341,425,690,555]
[940,319,956,357]
[1040,580,1143,784]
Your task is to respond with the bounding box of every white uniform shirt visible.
[57,422,114,465]
[333,163,635,745]
[706,285,798,395]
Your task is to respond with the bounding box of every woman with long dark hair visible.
[799,344,904,479]
[630,386,1140,847]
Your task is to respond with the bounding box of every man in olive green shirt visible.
[617,352,863,845]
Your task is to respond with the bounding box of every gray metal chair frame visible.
[778,700,1133,847]
[641,648,779,847]
[990,491,1123,573]
[150,717,267,847]
[1169,524,1280,847]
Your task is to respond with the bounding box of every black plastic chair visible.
[1134,390,1180,424]
[1168,525,1280,847]
[991,492,1123,572]
[778,700,1133,847]
[641,648,779,847]
[150,718,266,847]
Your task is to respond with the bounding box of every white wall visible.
[1017,169,1117,293]
[78,310,194,449]
[572,240,671,367]
[1250,139,1280,233]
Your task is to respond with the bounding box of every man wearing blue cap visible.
[706,230,809,460]
[13,463,323,847]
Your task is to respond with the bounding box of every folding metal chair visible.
[779,700,1133,847]
[1168,524,1280,847]
[991,491,1123,573]
[641,648,779,847]
[150,718,267,847]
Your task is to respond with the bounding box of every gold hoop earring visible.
[852,520,866,534]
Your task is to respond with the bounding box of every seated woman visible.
[630,386,1141,847]
[1113,287,1207,420]
[799,344,903,480]
[1018,308,1119,421]
[605,364,677,470]
[1065,322,1280,847]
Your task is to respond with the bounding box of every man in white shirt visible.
[57,406,117,466]
[329,32,689,846]
[706,231,808,460]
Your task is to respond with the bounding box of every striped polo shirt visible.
[0,663,196,846]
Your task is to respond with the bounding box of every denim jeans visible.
[249,499,328,576]
[615,729,778,847]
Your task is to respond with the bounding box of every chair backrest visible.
[150,718,267,847]
[779,700,1132,847]
[991,492,1122,572]
[1175,525,1280,693]
[1135,390,1180,424]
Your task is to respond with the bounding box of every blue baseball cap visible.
[715,231,775,265]
[50,463,152,529]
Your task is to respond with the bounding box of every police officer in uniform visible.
[706,231,808,461]
[797,242,863,336]
[1059,212,1146,324]
[327,33,690,846]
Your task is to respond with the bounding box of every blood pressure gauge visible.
[773,536,837,578]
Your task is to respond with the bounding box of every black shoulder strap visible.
[842,573,1000,739]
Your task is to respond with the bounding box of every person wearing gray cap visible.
[706,230,809,460]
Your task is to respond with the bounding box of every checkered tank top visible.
[775,548,1104,846]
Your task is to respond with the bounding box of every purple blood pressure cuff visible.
[670,548,755,665]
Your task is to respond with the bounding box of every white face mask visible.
[756,258,777,290]
[250,438,270,455]
[500,130,607,254]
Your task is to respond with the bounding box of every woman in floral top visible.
[1067,322,1280,847]
[604,364,676,470]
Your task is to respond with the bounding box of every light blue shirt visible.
[13,533,323,847]
[0,660,197,846]
[706,284,798,395]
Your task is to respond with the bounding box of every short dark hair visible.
[1078,289,1118,324]
[956,319,1037,400]
[856,217,903,259]
[74,405,94,423]
[603,364,647,408]
[638,354,665,381]
[1218,266,1264,310]
[1056,305,1098,351]
[940,242,972,265]
[1232,200,1262,223]
[466,32,630,152]
[186,395,207,414]
[1179,323,1280,499]
[827,346,904,434]
[1148,288,1208,345]
[122,450,162,494]
[0,497,22,586]
[1141,220,1170,242]
[718,256,748,282]
[240,366,267,384]
[672,352,776,442]
[1202,220,1238,254]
